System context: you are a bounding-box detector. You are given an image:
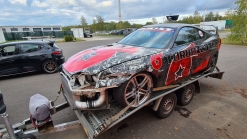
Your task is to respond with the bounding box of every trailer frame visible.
[0,69,224,139]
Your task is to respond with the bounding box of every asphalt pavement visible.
[0,36,246,139]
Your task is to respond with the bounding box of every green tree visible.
[132,23,143,28]
[91,19,97,32]
[193,11,203,23]
[80,16,88,28]
[222,9,234,20]
[205,12,214,21]
[214,12,222,21]
[145,22,153,25]
[228,0,247,44]
[96,15,104,31]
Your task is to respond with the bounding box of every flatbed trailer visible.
[0,69,224,139]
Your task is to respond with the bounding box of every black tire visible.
[114,73,153,108]
[177,83,195,106]
[156,93,177,119]
[42,60,58,74]
[208,52,218,72]
[22,134,36,139]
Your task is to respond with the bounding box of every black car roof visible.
[0,40,54,46]
[143,23,197,29]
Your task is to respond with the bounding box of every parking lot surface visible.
[0,37,246,139]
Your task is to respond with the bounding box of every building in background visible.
[200,20,233,30]
[71,28,84,38]
[0,25,62,33]
[0,29,6,43]
[0,25,74,41]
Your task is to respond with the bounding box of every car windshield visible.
[118,27,175,48]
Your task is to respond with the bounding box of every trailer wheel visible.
[22,134,36,139]
[177,84,195,106]
[114,73,153,108]
[156,93,177,119]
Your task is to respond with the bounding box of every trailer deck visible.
[72,70,224,139]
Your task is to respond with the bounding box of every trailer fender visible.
[152,97,163,111]
[194,80,200,94]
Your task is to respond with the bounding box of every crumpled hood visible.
[63,44,162,74]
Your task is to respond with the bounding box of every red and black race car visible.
[60,24,221,110]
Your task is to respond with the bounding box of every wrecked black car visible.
[60,24,221,110]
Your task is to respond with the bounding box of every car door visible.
[0,44,19,76]
[17,43,43,72]
[165,27,199,85]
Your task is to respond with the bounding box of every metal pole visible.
[1,113,16,139]
[203,7,207,25]
[118,0,122,21]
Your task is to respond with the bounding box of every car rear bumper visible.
[54,56,65,65]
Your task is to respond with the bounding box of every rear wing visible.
[193,24,219,35]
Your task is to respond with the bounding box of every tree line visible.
[62,10,235,33]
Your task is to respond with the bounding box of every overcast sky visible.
[0,0,236,26]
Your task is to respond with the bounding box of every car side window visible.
[174,27,202,46]
[0,45,16,57]
[19,44,41,53]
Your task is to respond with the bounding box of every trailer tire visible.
[22,134,36,139]
[177,84,195,106]
[156,93,177,119]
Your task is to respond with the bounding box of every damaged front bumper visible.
[60,71,131,110]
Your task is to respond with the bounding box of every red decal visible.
[150,53,163,70]
[217,39,221,50]
[64,46,140,73]
[193,57,210,73]
[166,57,191,85]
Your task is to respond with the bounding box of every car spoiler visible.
[48,40,56,47]
[193,24,219,35]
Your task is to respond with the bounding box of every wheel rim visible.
[184,88,193,102]
[44,61,57,73]
[163,98,174,114]
[124,74,152,107]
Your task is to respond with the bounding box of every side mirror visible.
[0,92,6,114]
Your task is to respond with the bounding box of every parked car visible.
[84,31,93,38]
[61,23,221,110]
[116,29,124,35]
[123,28,137,36]
[0,40,65,77]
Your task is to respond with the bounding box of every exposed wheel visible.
[177,83,195,106]
[22,134,36,139]
[114,73,153,108]
[42,60,58,74]
[156,93,177,119]
[208,52,218,72]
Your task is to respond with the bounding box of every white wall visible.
[0,29,6,43]
[200,20,226,30]
[71,28,84,38]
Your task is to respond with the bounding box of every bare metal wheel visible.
[177,83,195,106]
[184,88,193,103]
[156,93,177,119]
[114,73,153,108]
[42,60,58,74]
[162,97,175,115]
